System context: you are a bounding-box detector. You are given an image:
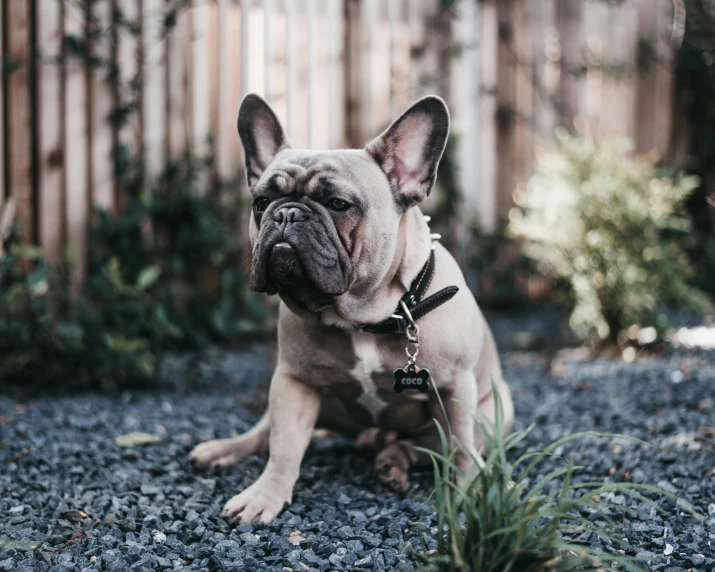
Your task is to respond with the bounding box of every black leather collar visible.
[360,249,459,334]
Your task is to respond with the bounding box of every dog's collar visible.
[360,249,459,334]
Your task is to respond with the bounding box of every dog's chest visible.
[349,332,390,421]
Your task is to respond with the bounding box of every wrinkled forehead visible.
[254,149,387,194]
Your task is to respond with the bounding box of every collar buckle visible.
[390,313,407,333]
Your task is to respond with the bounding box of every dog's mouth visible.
[264,242,335,312]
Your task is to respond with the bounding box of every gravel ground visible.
[1,333,714,571]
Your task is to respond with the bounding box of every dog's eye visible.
[328,198,350,212]
[253,197,270,213]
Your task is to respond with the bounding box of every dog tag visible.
[393,363,431,393]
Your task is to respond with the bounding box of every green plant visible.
[413,386,699,572]
[0,157,266,390]
[509,132,711,341]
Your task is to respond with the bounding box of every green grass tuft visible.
[412,383,701,572]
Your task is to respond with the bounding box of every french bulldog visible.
[189,94,514,524]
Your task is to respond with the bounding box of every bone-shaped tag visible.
[393,364,431,393]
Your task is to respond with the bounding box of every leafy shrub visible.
[509,132,711,341]
[0,160,265,390]
[414,388,698,572]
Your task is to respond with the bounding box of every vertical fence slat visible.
[64,2,89,289]
[514,0,533,196]
[371,0,391,134]
[327,0,344,148]
[90,0,115,212]
[36,0,64,261]
[0,3,4,213]
[215,0,231,180]
[306,0,315,147]
[610,0,639,139]
[388,0,399,120]
[460,0,479,222]
[496,0,517,214]
[116,0,141,183]
[406,0,425,102]
[556,0,583,132]
[344,0,361,148]
[479,0,498,234]
[240,0,250,100]
[191,0,210,158]
[264,0,273,103]
[391,0,410,117]
[285,0,296,140]
[361,0,377,140]
[167,7,190,159]
[142,0,167,180]
[532,0,557,141]
[6,0,33,242]
[653,0,674,157]
[582,0,607,138]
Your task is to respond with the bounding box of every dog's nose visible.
[274,206,308,225]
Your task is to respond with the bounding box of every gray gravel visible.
[1,332,714,571]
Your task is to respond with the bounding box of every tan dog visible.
[189,94,513,524]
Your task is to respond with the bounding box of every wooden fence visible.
[1,0,677,286]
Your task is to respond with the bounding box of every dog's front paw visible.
[189,436,256,469]
[221,478,292,525]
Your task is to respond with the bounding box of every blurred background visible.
[1,0,715,388]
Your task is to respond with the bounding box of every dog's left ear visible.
[366,96,449,211]
[237,94,290,187]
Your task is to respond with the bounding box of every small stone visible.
[141,484,161,496]
[663,544,674,555]
[336,493,352,504]
[354,554,373,567]
[152,531,166,545]
[240,532,258,544]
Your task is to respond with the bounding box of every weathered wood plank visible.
[652,0,674,157]
[460,0,480,219]
[141,0,167,179]
[514,0,533,195]
[307,0,315,147]
[264,0,273,103]
[327,0,345,148]
[215,0,231,180]
[582,0,607,138]
[116,0,141,162]
[36,0,64,261]
[496,0,518,214]
[343,0,362,147]
[608,0,638,139]
[191,0,210,158]
[114,0,140,215]
[6,0,33,243]
[555,0,583,132]
[167,5,191,159]
[479,0,498,233]
[89,0,115,212]
[0,3,4,213]
[64,1,90,289]
[285,0,296,139]
[389,0,410,119]
[532,0,557,140]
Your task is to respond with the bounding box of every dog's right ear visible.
[237,94,290,187]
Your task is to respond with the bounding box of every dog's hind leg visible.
[189,411,270,469]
